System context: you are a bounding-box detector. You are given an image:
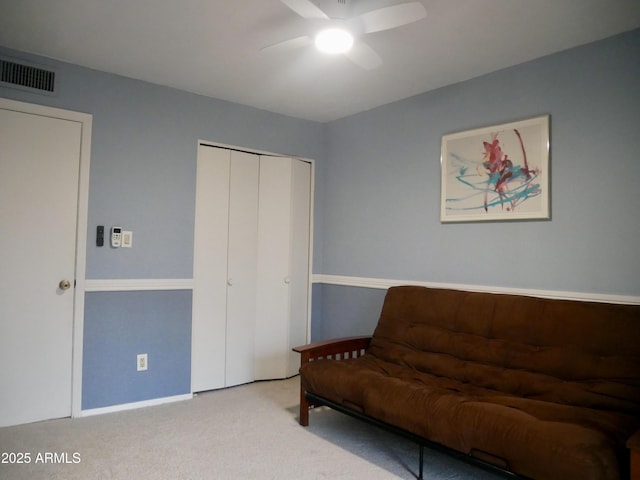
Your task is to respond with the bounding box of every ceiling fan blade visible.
[345,41,383,70]
[280,0,329,19]
[359,1,427,34]
[261,35,313,53]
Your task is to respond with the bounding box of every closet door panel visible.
[192,146,230,392]
[255,156,292,380]
[225,151,259,387]
[287,159,311,376]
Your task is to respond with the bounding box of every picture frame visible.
[440,115,550,223]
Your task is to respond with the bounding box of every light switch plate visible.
[122,230,133,248]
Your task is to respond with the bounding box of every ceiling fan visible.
[263,0,427,69]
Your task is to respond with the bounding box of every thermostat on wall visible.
[111,227,122,247]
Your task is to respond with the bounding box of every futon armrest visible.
[292,336,372,426]
[292,336,372,364]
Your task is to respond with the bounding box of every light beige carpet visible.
[0,376,502,479]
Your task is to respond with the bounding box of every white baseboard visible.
[85,279,193,292]
[312,274,640,305]
[79,393,192,417]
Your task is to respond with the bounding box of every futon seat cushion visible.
[301,356,637,480]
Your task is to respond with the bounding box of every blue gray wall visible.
[315,28,640,339]
[82,291,192,409]
[2,28,639,409]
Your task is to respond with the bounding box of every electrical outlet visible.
[137,353,148,371]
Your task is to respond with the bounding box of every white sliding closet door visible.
[192,146,229,391]
[255,156,311,379]
[193,145,311,391]
[287,159,312,377]
[225,151,259,387]
[192,146,258,391]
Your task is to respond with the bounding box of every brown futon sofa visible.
[294,286,640,480]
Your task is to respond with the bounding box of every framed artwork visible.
[440,115,550,223]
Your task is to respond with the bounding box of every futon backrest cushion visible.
[369,286,640,413]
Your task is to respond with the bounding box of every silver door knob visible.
[59,279,72,290]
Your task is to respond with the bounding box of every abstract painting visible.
[440,115,549,222]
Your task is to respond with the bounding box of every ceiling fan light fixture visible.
[314,28,354,54]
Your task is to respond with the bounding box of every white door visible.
[255,156,311,380]
[192,145,230,391]
[192,146,259,391]
[225,151,259,387]
[0,107,81,427]
[287,159,311,377]
[255,157,293,380]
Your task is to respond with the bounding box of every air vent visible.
[0,59,56,94]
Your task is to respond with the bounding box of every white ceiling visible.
[2,0,640,122]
